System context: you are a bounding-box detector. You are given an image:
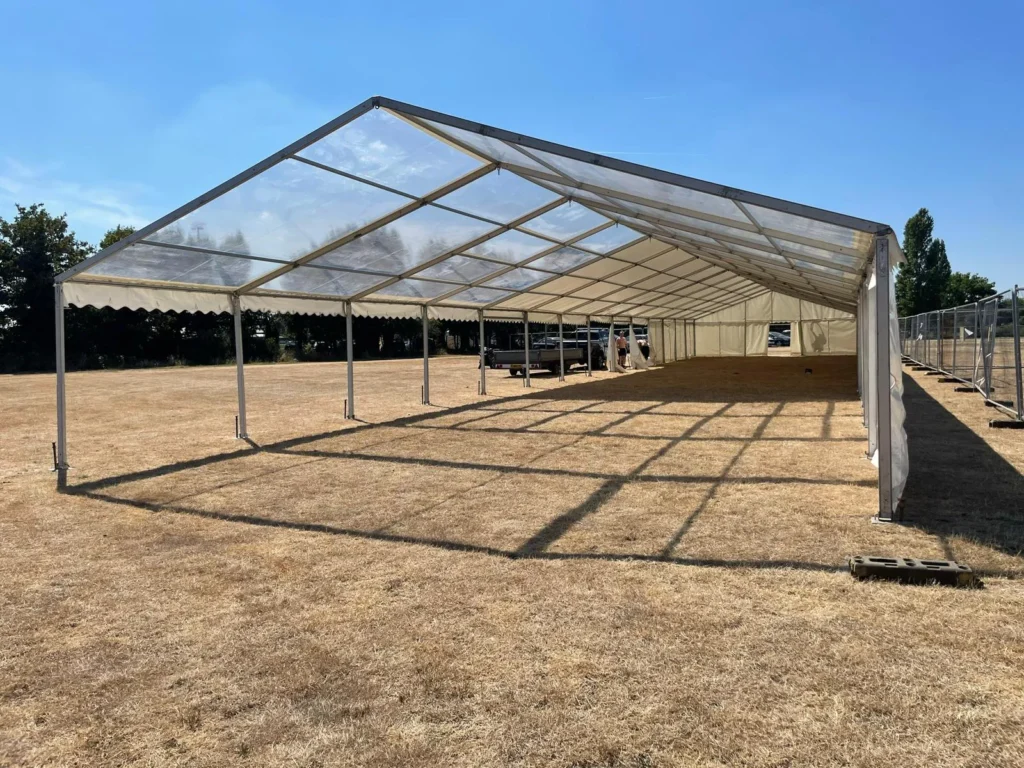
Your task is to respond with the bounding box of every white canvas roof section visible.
[58,96,903,322]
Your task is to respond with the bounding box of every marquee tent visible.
[53,96,908,520]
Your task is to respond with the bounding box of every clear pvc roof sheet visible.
[61,96,900,320]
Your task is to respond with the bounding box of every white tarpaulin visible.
[608,327,626,372]
[629,326,649,369]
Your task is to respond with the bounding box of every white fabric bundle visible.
[629,327,649,369]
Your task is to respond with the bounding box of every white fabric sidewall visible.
[63,281,233,314]
[888,272,909,512]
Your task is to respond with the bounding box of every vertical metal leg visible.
[233,295,248,439]
[610,318,616,370]
[660,318,666,364]
[557,314,565,381]
[422,305,430,404]
[946,307,954,378]
[585,315,592,376]
[54,284,68,489]
[345,301,355,419]
[972,302,980,388]
[937,309,944,372]
[523,312,531,388]
[478,310,487,396]
[874,236,894,521]
[1013,287,1023,421]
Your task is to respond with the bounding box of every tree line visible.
[1,202,999,373]
[0,204,511,374]
[894,208,996,316]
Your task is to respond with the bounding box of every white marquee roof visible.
[58,96,903,322]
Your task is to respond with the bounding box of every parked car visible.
[768,331,791,347]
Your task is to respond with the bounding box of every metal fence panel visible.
[900,288,1022,422]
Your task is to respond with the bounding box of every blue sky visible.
[3,0,1021,290]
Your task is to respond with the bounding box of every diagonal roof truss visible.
[59,96,902,321]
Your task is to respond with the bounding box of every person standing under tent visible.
[616,331,628,370]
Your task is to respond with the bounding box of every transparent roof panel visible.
[573,225,644,254]
[617,202,770,247]
[261,267,387,297]
[67,99,882,316]
[464,229,552,263]
[433,169,559,224]
[419,119,556,177]
[792,260,861,282]
[661,229,722,248]
[297,109,483,197]
[744,203,872,253]
[713,242,790,266]
[148,159,409,261]
[416,255,505,283]
[484,267,550,291]
[519,202,611,242]
[446,286,512,305]
[528,247,597,273]
[523,147,751,223]
[526,180,628,211]
[88,242,279,287]
[308,205,495,275]
[772,238,861,269]
[369,278,453,300]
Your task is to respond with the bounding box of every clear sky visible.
[3,0,1021,290]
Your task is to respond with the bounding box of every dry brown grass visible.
[2,354,1023,767]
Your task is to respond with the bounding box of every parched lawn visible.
[2,355,1023,766]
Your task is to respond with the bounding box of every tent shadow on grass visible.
[62,358,1024,577]
[899,374,1024,562]
[64,359,873,575]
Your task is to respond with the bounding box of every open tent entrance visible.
[769,323,792,355]
[52,96,908,521]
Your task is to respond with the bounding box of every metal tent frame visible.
[53,96,907,520]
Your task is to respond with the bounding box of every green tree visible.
[895,208,951,315]
[942,271,996,307]
[0,204,93,371]
[99,224,135,250]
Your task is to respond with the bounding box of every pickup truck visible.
[490,331,607,376]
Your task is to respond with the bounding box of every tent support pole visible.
[422,305,430,404]
[661,318,666,364]
[873,236,894,521]
[611,317,616,371]
[54,283,68,490]
[232,295,248,439]
[478,310,487,396]
[585,315,592,376]
[558,314,565,382]
[345,301,355,419]
[523,312,531,388]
